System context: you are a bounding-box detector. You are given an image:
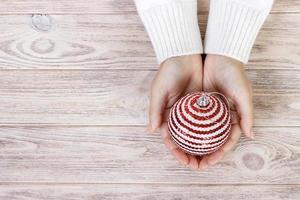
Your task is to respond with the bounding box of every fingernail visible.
[250,128,255,139]
[147,124,154,134]
[180,160,188,166]
[181,156,190,166]
[151,121,160,133]
[208,158,218,166]
[199,162,208,170]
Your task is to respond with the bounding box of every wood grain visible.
[0,70,299,125]
[0,184,299,200]
[0,0,298,14]
[0,126,299,183]
[0,0,298,197]
[0,14,298,69]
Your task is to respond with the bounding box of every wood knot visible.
[242,153,265,171]
[31,14,52,31]
[31,38,55,54]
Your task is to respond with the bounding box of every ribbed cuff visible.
[138,1,203,64]
[205,0,273,63]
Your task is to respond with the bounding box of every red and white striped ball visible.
[168,92,231,156]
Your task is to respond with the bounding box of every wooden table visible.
[0,0,299,199]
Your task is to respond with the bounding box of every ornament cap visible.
[196,93,209,107]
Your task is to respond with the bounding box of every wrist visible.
[135,0,203,64]
[206,54,244,69]
[161,54,202,69]
[204,0,273,63]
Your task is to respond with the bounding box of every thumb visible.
[234,92,254,139]
[148,89,167,134]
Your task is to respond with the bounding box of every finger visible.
[230,111,239,124]
[162,107,171,123]
[199,156,209,170]
[160,123,189,165]
[199,150,224,170]
[187,154,199,169]
[149,86,167,134]
[222,123,242,153]
[203,149,225,167]
[198,123,241,169]
[201,124,241,167]
[229,99,236,111]
[164,138,189,166]
[234,90,254,139]
[161,124,199,169]
[160,123,170,139]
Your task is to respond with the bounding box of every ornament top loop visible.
[196,92,231,127]
[209,92,231,113]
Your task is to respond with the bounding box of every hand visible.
[199,54,254,169]
[148,55,203,169]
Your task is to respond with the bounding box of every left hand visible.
[148,55,204,169]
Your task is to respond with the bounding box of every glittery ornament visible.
[168,92,231,156]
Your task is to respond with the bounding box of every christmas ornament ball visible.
[168,92,231,156]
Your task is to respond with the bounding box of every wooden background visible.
[0,0,299,199]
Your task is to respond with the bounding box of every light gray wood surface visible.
[0,126,299,184]
[0,0,299,199]
[0,14,298,69]
[0,70,300,125]
[0,0,298,14]
[0,184,299,200]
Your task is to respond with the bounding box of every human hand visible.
[148,55,203,169]
[199,54,254,169]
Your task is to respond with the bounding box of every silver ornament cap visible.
[196,93,209,107]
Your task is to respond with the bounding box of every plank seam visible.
[0,11,297,15]
[0,124,299,128]
[0,182,299,186]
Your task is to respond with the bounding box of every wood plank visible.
[0,69,299,125]
[0,184,299,200]
[0,14,298,69]
[0,126,299,183]
[0,0,298,14]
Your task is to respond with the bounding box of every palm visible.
[160,72,203,169]
[149,55,203,169]
[150,55,253,170]
[199,55,254,169]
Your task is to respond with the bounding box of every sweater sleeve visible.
[204,0,274,63]
[134,0,203,64]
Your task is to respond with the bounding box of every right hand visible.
[199,54,254,169]
[148,54,203,169]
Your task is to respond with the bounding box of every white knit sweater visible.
[135,0,274,64]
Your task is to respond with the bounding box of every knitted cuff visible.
[204,0,273,63]
[137,0,203,64]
